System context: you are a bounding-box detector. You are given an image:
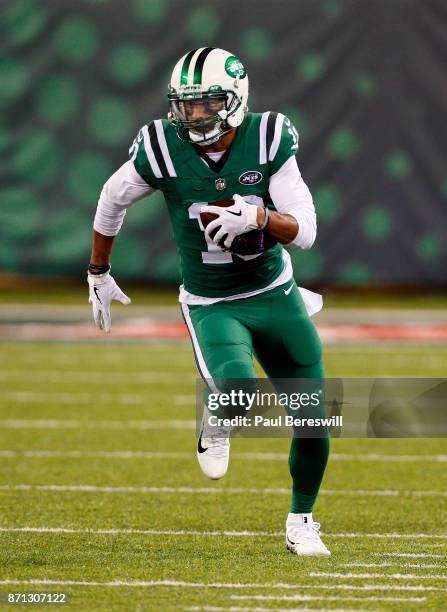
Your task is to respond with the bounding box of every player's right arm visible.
[88,153,156,332]
[93,159,156,239]
[265,114,316,249]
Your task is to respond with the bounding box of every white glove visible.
[202,193,259,249]
[87,271,131,333]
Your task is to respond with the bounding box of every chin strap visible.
[189,123,227,146]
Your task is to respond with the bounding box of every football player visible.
[88,48,330,556]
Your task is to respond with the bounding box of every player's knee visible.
[211,359,257,415]
[214,359,256,382]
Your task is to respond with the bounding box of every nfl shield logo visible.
[215,177,226,191]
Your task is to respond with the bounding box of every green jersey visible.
[129,111,299,298]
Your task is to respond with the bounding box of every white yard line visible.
[173,395,197,405]
[328,453,447,463]
[0,579,319,588]
[231,594,425,603]
[300,489,447,498]
[0,483,445,498]
[332,534,447,540]
[342,562,444,569]
[0,419,196,429]
[188,607,366,612]
[310,572,447,580]
[0,371,193,383]
[0,577,445,595]
[411,543,446,548]
[1,356,192,367]
[321,345,447,352]
[379,552,446,558]
[0,484,256,494]
[1,449,446,463]
[0,578,381,589]
[0,450,193,459]
[1,392,195,405]
[301,584,447,591]
[0,527,278,537]
[0,527,446,541]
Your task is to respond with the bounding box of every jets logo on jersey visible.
[239,170,263,185]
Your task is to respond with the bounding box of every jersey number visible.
[188,203,232,264]
[129,130,143,162]
[285,117,299,151]
[188,197,264,265]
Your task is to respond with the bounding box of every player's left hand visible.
[202,194,259,249]
[87,271,131,333]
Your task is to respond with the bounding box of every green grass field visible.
[0,341,446,611]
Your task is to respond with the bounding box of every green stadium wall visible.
[0,0,446,286]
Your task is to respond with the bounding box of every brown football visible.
[200,199,277,256]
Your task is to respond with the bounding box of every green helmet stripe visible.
[180,49,198,85]
[193,47,215,84]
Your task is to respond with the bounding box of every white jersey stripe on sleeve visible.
[259,111,269,165]
[268,113,285,162]
[154,120,177,177]
[142,124,162,179]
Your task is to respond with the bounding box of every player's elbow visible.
[298,230,317,250]
[93,197,127,236]
[293,232,316,250]
[289,213,317,250]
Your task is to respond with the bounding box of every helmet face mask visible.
[168,89,241,146]
[167,48,249,146]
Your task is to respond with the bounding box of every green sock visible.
[289,436,330,513]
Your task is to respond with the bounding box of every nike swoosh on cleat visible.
[197,433,208,454]
[283,283,294,296]
[226,210,242,216]
[93,287,102,304]
[286,534,296,546]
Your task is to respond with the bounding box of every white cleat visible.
[197,407,230,480]
[286,513,331,557]
[197,433,230,480]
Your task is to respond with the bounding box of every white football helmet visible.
[168,47,249,146]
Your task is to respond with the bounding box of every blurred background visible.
[1,0,446,291]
